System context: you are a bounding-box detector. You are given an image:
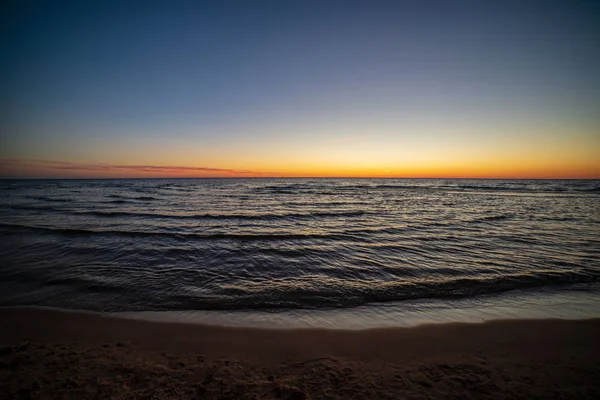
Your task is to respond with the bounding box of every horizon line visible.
[2,159,598,180]
[1,176,599,181]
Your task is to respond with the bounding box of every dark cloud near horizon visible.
[0,159,262,176]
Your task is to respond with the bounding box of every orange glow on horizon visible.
[2,158,599,179]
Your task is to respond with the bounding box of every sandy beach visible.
[0,308,598,399]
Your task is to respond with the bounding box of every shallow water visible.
[1,178,599,320]
[114,286,600,329]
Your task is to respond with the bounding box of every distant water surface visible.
[0,179,599,320]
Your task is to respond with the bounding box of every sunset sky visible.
[2,1,599,178]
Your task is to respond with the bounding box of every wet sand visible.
[1,308,599,399]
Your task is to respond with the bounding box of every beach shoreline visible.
[1,308,599,399]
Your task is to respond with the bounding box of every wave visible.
[78,210,366,220]
[7,204,62,212]
[21,269,595,312]
[135,196,158,201]
[45,277,125,293]
[254,184,422,193]
[364,184,426,190]
[0,223,343,241]
[4,260,596,312]
[575,187,600,193]
[26,195,73,202]
[106,194,158,201]
[468,214,512,223]
[271,183,600,194]
[252,184,313,191]
[437,184,600,194]
[157,270,600,311]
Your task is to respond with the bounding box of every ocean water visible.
[1,178,599,327]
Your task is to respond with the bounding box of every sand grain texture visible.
[1,309,599,399]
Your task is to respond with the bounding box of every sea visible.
[1,178,599,329]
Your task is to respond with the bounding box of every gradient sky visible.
[2,0,599,178]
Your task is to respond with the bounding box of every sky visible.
[1,0,599,178]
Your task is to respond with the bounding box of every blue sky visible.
[2,1,599,177]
